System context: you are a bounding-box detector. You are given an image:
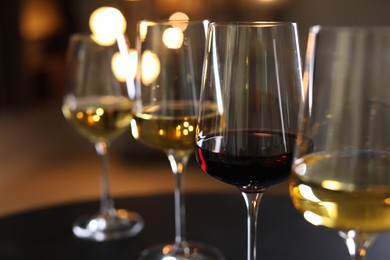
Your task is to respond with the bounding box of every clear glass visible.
[196,22,303,260]
[132,20,224,260]
[62,33,144,241]
[289,26,390,259]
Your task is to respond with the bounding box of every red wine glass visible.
[195,22,303,260]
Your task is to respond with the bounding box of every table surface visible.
[1,192,390,260]
[1,107,390,259]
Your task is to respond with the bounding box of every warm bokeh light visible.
[169,12,189,31]
[175,119,194,138]
[89,7,127,46]
[20,0,64,41]
[163,27,184,49]
[169,12,189,21]
[128,49,138,80]
[141,50,160,85]
[111,49,137,82]
[139,21,156,42]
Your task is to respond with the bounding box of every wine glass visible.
[62,33,144,241]
[132,20,224,260]
[289,26,390,259]
[196,22,303,260]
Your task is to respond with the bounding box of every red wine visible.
[195,130,296,191]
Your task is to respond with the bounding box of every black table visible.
[0,192,389,260]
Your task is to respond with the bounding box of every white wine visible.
[62,96,133,143]
[132,101,198,152]
[132,101,220,153]
[290,151,390,233]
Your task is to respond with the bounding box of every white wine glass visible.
[132,20,224,260]
[62,33,144,242]
[289,26,390,259]
[196,22,303,260]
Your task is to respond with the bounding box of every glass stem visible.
[167,152,190,246]
[339,231,376,260]
[241,191,264,260]
[95,141,116,217]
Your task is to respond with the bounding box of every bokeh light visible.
[169,12,189,21]
[111,49,137,82]
[141,50,160,85]
[89,7,127,46]
[168,12,189,31]
[162,27,184,49]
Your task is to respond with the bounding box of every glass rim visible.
[310,25,390,33]
[137,19,209,26]
[210,21,297,27]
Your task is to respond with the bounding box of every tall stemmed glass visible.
[132,20,224,260]
[290,26,390,259]
[62,33,144,241]
[196,22,303,260]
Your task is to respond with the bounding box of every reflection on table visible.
[1,192,390,260]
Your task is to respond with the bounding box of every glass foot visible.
[72,209,144,241]
[138,242,225,260]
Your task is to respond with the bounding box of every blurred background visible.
[1,0,390,217]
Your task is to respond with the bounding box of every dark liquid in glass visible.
[196,130,296,190]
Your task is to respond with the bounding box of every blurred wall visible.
[1,0,390,111]
[283,0,390,56]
